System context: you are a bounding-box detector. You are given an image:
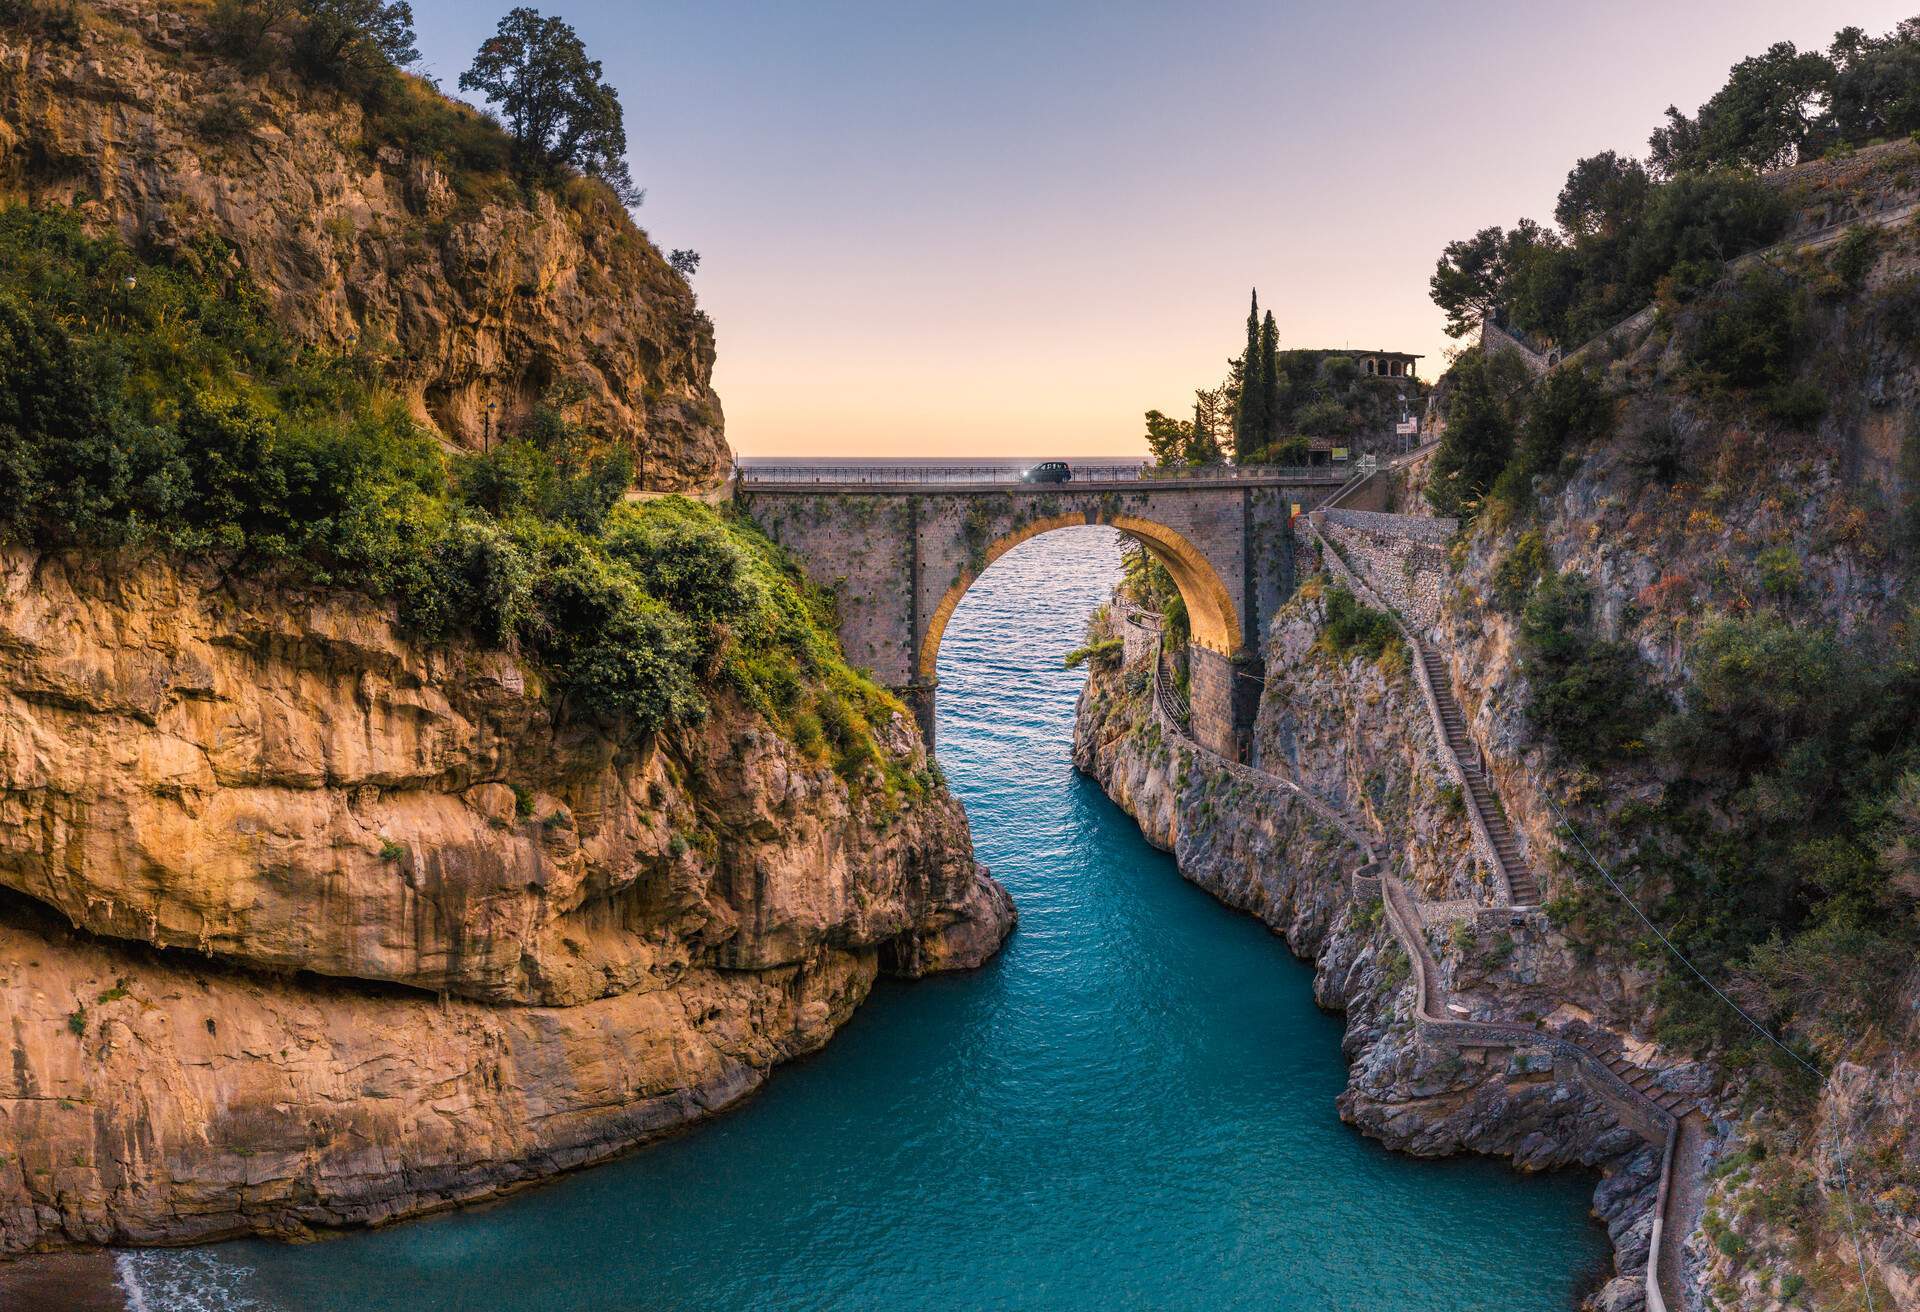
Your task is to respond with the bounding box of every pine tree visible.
[1233,290,1267,462]
[1259,309,1282,449]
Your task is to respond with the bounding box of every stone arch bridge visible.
[738,465,1356,758]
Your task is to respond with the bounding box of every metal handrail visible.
[1154,645,1191,726]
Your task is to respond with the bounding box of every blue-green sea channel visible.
[122,525,1606,1311]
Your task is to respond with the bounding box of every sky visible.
[407,1,1911,459]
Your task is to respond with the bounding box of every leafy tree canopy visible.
[1650,41,1836,176]
[1554,150,1652,240]
[1431,17,1915,348]
[461,7,642,205]
[1424,346,1531,518]
[293,0,419,81]
[207,0,418,89]
[1430,221,1559,339]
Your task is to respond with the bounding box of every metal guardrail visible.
[736,462,1350,487]
[1154,645,1191,726]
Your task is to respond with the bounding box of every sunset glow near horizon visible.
[408,1,1906,460]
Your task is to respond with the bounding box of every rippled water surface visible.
[136,526,1605,1311]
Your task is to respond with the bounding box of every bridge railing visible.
[736,462,1349,487]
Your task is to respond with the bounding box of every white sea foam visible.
[114,1249,268,1312]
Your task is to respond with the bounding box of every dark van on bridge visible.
[1020,461,1072,484]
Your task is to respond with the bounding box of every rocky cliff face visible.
[1072,606,1661,1311]
[0,0,728,488]
[0,545,1012,1249]
[1438,228,1920,1305]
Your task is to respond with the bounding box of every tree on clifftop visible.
[461,7,642,205]
[1429,220,1556,338]
[293,0,419,83]
[1258,309,1281,447]
[1143,409,1192,467]
[1554,150,1651,241]
[206,0,418,89]
[1648,41,1836,176]
[1232,290,1268,462]
[1424,346,1531,519]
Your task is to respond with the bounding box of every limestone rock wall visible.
[0,0,729,488]
[0,546,1012,1250]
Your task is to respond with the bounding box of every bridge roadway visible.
[736,462,1351,490]
[736,463,1361,756]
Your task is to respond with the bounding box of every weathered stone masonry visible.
[1315,508,1455,635]
[741,479,1339,759]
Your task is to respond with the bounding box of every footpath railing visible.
[737,462,1350,488]
[1147,637,1377,857]
[1154,646,1191,727]
[1149,643,1688,1307]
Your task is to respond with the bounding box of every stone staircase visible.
[1590,1031,1703,1122]
[1416,645,1541,906]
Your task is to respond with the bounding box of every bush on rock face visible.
[1516,571,1660,765]
[0,203,902,778]
[1317,586,1399,662]
[1683,267,1807,393]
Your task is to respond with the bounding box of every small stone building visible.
[1353,350,1422,379]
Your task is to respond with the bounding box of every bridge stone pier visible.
[738,467,1350,760]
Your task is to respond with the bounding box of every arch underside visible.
[916,510,1244,682]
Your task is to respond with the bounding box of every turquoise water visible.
[127,526,1605,1311]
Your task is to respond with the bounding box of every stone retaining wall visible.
[1316,509,1456,635]
[1118,604,1160,667]
[1320,508,1456,546]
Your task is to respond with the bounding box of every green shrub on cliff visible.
[0,204,902,779]
[1425,346,1529,519]
[1591,612,1920,1065]
[1317,585,1399,662]
[1490,531,1550,610]
[1683,266,1808,393]
[1516,572,1661,764]
[1063,637,1122,669]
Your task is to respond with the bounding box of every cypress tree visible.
[1259,310,1282,447]
[1233,289,1266,462]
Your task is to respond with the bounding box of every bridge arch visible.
[737,470,1331,761]
[917,512,1242,684]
